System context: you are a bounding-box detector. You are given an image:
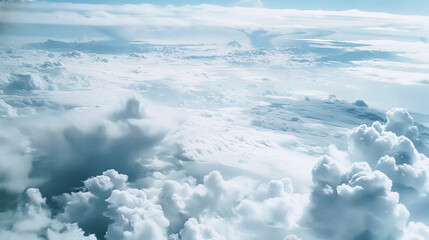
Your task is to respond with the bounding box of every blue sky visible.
[43,0,429,16]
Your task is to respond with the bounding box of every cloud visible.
[104,188,169,240]
[1,2,429,240]
[54,169,129,238]
[375,155,427,194]
[0,99,17,117]
[53,169,171,240]
[346,108,428,191]
[345,108,429,225]
[34,108,165,198]
[402,222,429,240]
[2,67,72,94]
[155,170,306,240]
[235,0,263,8]
[157,171,254,234]
[38,60,65,75]
[1,100,429,240]
[385,107,419,140]
[46,169,300,240]
[249,94,385,152]
[236,180,298,229]
[0,0,33,2]
[283,235,301,240]
[233,178,306,239]
[43,170,250,239]
[112,97,147,121]
[0,96,170,201]
[0,188,95,240]
[347,121,422,167]
[303,157,409,240]
[5,73,45,92]
[179,218,225,240]
[0,127,33,193]
[61,50,82,58]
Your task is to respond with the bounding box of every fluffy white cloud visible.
[0,188,95,240]
[375,155,427,194]
[53,169,170,240]
[157,171,253,234]
[303,157,409,240]
[233,179,306,239]
[385,107,419,140]
[348,120,422,167]
[104,188,169,240]
[346,108,429,224]
[54,169,129,238]
[402,222,429,240]
[179,218,225,240]
[156,170,306,240]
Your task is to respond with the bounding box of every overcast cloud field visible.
[1,0,429,240]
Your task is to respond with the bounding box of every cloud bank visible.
[1,2,429,240]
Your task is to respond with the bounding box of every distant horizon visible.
[29,0,429,16]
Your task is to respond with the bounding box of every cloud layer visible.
[1,2,429,240]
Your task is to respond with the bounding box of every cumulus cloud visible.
[234,179,305,239]
[104,188,169,240]
[347,121,422,167]
[54,170,299,240]
[37,170,257,239]
[303,157,409,240]
[54,169,129,238]
[0,188,95,240]
[157,171,253,234]
[402,222,429,240]
[5,73,45,92]
[179,218,225,240]
[56,169,303,240]
[49,169,172,240]
[374,155,427,194]
[343,108,429,226]
[385,107,419,140]
[156,170,306,240]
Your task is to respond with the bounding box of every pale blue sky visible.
[43,0,429,16]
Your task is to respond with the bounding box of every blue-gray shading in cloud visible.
[27,40,146,54]
[317,50,405,64]
[29,98,166,198]
[249,96,384,149]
